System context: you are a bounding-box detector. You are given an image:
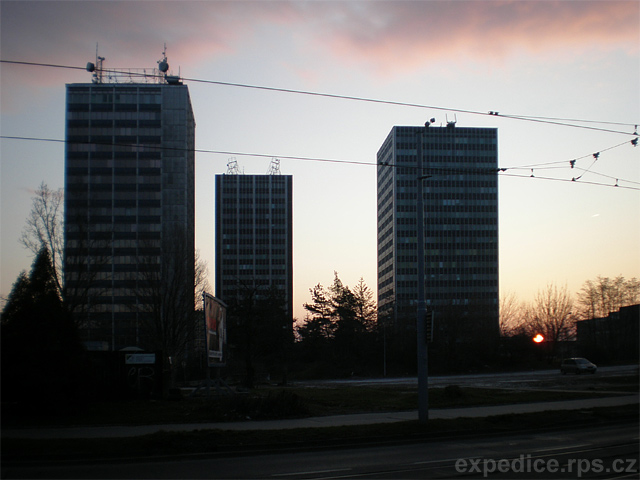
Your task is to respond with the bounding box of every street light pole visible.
[416,127,429,423]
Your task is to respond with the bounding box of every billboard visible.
[203,293,227,366]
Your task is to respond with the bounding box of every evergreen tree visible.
[298,273,378,375]
[1,247,83,409]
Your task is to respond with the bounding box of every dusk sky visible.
[1,0,638,321]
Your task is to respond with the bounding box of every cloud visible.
[1,0,637,95]
[313,1,639,73]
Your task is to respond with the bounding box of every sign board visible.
[204,293,227,366]
[125,353,156,365]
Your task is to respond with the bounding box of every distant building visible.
[577,304,639,361]
[215,172,293,320]
[64,66,195,350]
[377,124,499,343]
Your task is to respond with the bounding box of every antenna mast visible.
[85,44,105,84]
[267,158,281,175]
[85,44,180,84]
[226,158,241,175]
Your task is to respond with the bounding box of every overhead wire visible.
[2,134,638,190]
[1,59,638,190]
[1,59,638,137]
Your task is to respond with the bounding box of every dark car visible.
[560,357,597,375]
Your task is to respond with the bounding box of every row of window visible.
[67,120,162,128]
[67,167,161,176]
[67,111,161,121]
[67,152,162,162]
[220,248,288,255]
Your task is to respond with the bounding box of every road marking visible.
[534,444,590,452]
[413,457,475,465]
[274,468,352,477]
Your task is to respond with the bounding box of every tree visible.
[298,282,335,345]
[526,284,575,359]
[19,183,64,295]
[19,182,109,325]
[297,273,378,373]
[352,277,378,331]
[577,275,640,320]
[499,291,525,336]
[1,247,83,408]
[134,225,203,387]
[228,285,291,388]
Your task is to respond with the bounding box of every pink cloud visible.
[1,0,637,97]
[316,1,639,73]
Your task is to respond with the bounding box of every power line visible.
[2,134,638,190]
[501,114,637,128]
[499,172,639,190]
[508,140,632,170]
[1,59,638,137]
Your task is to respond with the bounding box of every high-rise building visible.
[64,67,195,351]
[377,124,499,342]
[215,172,293,320]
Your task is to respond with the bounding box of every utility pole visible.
[416,126,430,423]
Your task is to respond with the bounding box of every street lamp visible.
[416,125,432,424]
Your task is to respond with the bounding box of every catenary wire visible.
[2,135,638,190]
[509,140,632,170]
[1,59,638,137]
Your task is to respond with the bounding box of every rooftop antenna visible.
[446,114,457,128]
[86,43,105,83]
[86,43,179,85]
[267,158,281,175]
[226,158,241,175]
[158,44,169,74]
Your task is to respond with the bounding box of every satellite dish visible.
[158,60,169,73]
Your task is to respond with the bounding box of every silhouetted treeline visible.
[1,248,85,412]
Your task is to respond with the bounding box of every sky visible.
[1,0,639,322]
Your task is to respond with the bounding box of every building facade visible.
[377,124,499,342]
[215,173,293,320]
[64,81,195,350]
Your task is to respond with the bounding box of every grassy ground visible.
[2,382,628,428]
[3,404,637,465]
[2,375,638,465]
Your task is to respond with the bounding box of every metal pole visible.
[416,128,429,423]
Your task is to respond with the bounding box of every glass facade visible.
[64,83,195,350]
[215,174,293,320]
[377,125,499,338]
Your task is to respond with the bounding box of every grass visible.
[2,375,637,464]
[2,383,623,429]
[3,404,637,465]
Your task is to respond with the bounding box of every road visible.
[4,422,638,479]
[303,364,639,390]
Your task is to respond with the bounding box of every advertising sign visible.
[204,293,227,366]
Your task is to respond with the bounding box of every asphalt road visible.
[4,422,638,479]
[303,364,639,389]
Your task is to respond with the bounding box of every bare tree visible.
[20,182,64,294]
[577,275,640,319]
[135,225,207,387]
[526,283,576,358]
[20,182,108,324]
[499,291,525,336]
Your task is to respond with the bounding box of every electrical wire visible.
[1,59,638,137]
[2,134,638,190]
[508,140,632,170]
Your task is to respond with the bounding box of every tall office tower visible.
[215,170,293,321]
[377,124,499,343]
[64,60,195,350]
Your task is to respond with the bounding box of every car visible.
[560,357,597,375]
